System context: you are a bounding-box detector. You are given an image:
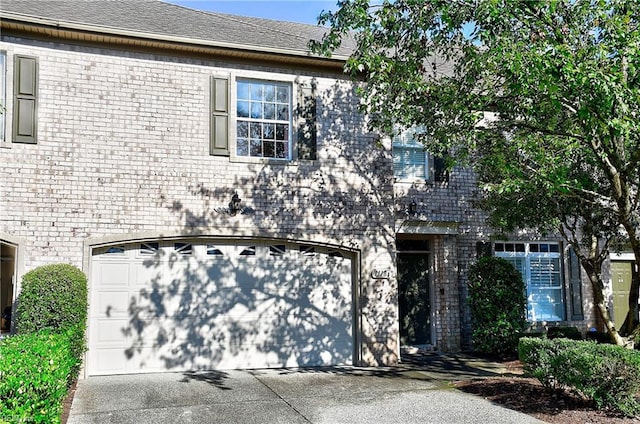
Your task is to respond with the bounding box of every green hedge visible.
[16,263,88,336]
[0,328,79,423]
[519,337,640,416]
[15,263,88,376]
[468,257,527,357]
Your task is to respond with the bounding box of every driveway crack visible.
[250,371,312,424]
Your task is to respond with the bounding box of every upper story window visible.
[495,241,565,322]
[393,127,429,181]
[236,80,291,160]
[210,75,314,162]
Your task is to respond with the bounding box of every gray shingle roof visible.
[0,0,353,58]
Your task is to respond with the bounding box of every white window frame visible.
[392,126,430,181]
[234,78,293,161]
[495,241,565,322]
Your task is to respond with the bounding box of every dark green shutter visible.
[13,55,38,144]
[297,85,317,160]
[210,75,229,156]
[568,247,584,320]
[476,241,491,259]
[434,155,449,182]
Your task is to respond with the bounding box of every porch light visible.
[409,200,417,215]
[229,192,242,215]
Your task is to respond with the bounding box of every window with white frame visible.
[495,242,565,322]
[392,127,429,180]
[236,80,291,160]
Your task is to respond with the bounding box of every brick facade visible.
[0,17,601,364]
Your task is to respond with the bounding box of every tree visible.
[312,0,640,345]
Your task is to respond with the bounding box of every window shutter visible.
[476,242,491,259]
[568,247,584,320]
[13,55,38,144]
[297,85,317,160]
[434,155,449,182]
[210,75,229,156]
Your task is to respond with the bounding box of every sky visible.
[165,1,340,25]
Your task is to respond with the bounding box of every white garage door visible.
[88,240,353,375]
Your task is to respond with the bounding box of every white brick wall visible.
[0,35,598,360]
[0,38,398,365]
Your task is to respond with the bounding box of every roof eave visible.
[0,11,349,70]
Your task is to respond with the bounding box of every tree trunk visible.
[582,262,626,346]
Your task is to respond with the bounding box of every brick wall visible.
[0,37,397,365]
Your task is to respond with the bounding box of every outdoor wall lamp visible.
[409,200,417,215]
[229,192,242,215]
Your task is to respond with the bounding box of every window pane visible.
[264,141,275,157]
[250,84,263,100]
[237,121,248,138]
[250,123,261,139]
[263,123,274,139]
[276,124,288,140]
[250,102,262,119]
[250,139,262,156]
[264,103,275,120]
[277,104,289,120]
[237,101,249,118]
[276,86,289,102]
[264,85,275,101]
[237,82,250,100]
[237,138,248,156]
[236,80,291,159]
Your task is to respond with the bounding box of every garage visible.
[88,240,354,375]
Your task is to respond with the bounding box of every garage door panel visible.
[92,291,130,318]
[94,262,130,288]
[89,347,131,375]
[89,240,354,375]
[90,318,131,345]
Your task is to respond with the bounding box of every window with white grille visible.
[495,242,564,321]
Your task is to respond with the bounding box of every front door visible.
[397,249,431,346]
[611,261,634,326]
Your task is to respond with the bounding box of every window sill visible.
[394,178,431,185]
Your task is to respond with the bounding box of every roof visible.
[0,0,353,65]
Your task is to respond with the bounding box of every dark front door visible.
[398,252,431,346]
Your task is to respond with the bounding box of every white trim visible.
[610,252,635,261]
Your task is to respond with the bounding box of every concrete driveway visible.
[69,357,543,424]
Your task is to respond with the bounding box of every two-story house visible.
[0,0,623,377]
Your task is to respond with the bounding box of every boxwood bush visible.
[467,257,527,357]
[16,263,88,334]
[519,337,640,416]
[0,328,79,423]
[15,263,88,367]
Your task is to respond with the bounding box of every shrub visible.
[16,263,88,334]
[467,257,527,357]
[15,263,88,368]
[0,328,79,423]
[519,337,640,416]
